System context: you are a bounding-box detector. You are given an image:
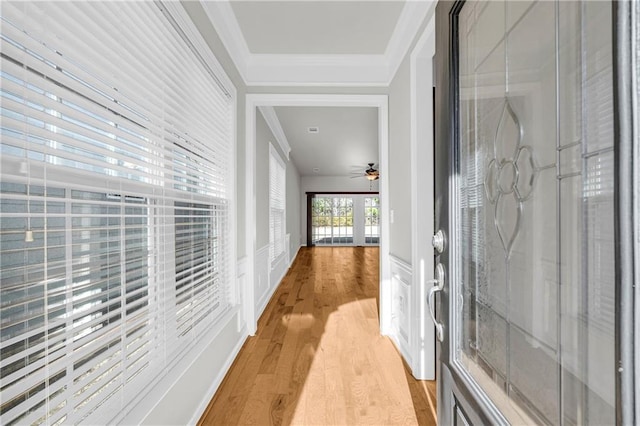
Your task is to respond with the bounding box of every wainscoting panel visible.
[269,252,288,304]
[285,233,291,266]
[255,244,270,316]
[236,256,248,310]
[389,254,413,366]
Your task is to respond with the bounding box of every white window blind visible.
[269,145,286,264]
[0,2,235,425]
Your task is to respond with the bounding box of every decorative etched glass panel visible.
[456,1,615,424]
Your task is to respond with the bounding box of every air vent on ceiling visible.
[307,127,319,134]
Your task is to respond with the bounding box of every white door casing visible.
[409,14,436,380]
[245,94,390,335]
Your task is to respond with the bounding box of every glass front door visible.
[435,1,619,424]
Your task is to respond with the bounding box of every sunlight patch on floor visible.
[281,313,316,330]
[290,297,419,425]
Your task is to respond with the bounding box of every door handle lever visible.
[427,263,446,342]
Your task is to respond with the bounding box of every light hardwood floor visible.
[199,247,437,426]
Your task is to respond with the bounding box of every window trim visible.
[269,143,286,265]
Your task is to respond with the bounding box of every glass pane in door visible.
[364,196,380,244]
[333,197,354,244]
[311,196,354,245]
[456,1,614,424]
[312,196,332,244]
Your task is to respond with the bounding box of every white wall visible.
[256,110,277,248]
[388,57,413,265]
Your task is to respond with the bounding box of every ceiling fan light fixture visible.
[366,174,378,181]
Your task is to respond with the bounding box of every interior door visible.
[434,1,621,424]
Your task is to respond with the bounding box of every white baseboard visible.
[255,244,270,315]
[187,326,248,425]
[126,308,242,426]
[289,244,302,268]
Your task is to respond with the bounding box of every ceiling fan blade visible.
[350,175,364,179]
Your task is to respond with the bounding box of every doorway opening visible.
[244,94,391,335]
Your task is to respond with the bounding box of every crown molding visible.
[258,106,291,160]
[247,54,390,86]
[200,0,251,85]
[385,0,436,82]
[200,0,435,86]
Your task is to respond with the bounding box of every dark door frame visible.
[613,1,637,423]
[435,0,637,424]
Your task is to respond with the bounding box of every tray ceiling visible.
[230,1,404,55]
[200,0,435,85]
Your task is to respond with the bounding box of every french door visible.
[434,0,636,424]
[308,194,379,246]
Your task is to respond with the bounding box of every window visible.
[174,201,227,337]
[269,144,286,263]
[0,2,235,424]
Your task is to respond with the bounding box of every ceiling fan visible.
[350,163,379,181]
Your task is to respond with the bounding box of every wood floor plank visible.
[198,247,437,426]
[237,374,276,425]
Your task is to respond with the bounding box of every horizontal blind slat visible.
[1,2,234,424]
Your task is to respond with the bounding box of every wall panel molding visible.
[389,254,413,366]
[255,244,271,317]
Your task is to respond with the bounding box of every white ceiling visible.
[201,0,435,85]
[273,107,378,176]
[230,1,404,55]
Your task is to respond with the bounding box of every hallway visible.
[199,247,436,425]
